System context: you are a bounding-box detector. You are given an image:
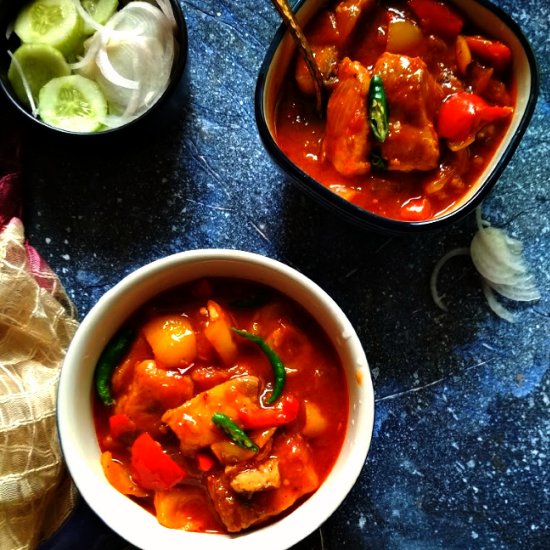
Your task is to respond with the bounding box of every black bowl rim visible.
[255,0,540,234]
[0,0,188,137]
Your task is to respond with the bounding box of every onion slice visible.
[71,0,176,121]
[430,247,470,311]
[5,20,13,40]
[489,280,540,302]
[155,0,177,28]
[481,280,515,323]
[471,207,540,304]
[7,50,38,117]
[96,47,140,90]
[74,0,105,33]
[431,206,540,322]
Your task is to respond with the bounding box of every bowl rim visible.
[57,249,375,550]
[0,0,188,137]
[254,0,540,234]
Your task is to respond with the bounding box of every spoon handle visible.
[270,0,325,113]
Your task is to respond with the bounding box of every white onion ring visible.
[481,281,515,323]
[471,207,540,304]
[73,0,104,33]
[471,227,528,278]
[155,0,177,28]
[96,47,140,90]
[430,247,470,311]
[432,206,540,322]
[69,35,102,71]
[5,21,13,40]
[488,280,541,302]
[7,50,38,117]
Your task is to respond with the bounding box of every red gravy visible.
[274,0,515,221]
[94,277,348,533]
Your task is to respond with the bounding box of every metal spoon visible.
[270,0,326,113]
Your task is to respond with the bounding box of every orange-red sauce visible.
[94,277,348,533]
[274,0,515,221]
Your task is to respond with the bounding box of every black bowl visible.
[0,0,188,137]
[255,0,538,234]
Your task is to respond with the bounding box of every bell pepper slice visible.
[437,92,513,143]
[130,432,187,491]
[196,452,216,472]
[399,197,433,221]
[465,36,512,73]
[108,413,136,440]
[238,394,300,430]
[408,0,464,38]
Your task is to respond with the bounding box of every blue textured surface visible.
[13,0,549,548]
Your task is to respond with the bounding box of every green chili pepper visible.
[94,326,134,406]
[212,412,259,452]
[232,328,286,404]
[368,75,389,142]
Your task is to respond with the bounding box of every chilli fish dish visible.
[275,0,515,221]
[93,277,349,534]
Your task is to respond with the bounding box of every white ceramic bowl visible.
[57,249,374,550]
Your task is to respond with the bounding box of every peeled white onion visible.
[431,206,540,322]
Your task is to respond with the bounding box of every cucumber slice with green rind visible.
[14,0,83,56]
[8,44,70,106]
[38,74,108,132]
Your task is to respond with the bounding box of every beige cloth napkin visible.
[0,218,78,550]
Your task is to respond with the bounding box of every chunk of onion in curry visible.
[94,278,349,534]
[275,0,515,221]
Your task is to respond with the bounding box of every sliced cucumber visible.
[14,0,83,56]
[80,0,119,34]
[38,74,108,132]
[8,43,70,107]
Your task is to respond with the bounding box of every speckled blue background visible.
[7,0,549,548]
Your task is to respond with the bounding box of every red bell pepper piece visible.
[437,92,513,143]
[465,36,512,73]
[108,413,136,440]
[400,197,433,221]
[408,0,464,38]
[196,452,216,472]
[130,432,187,491]
[238,394,300,430]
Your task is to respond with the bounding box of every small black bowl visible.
[0,0,188,138]
[255,0,538,234]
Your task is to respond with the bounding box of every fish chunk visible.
[374,52,443,171]
[162,376,260,454]
[334,0,376,47]
[322,57,371,176]
[229,458,281,494]
[207,433,319,532]
[114,359,194,435]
